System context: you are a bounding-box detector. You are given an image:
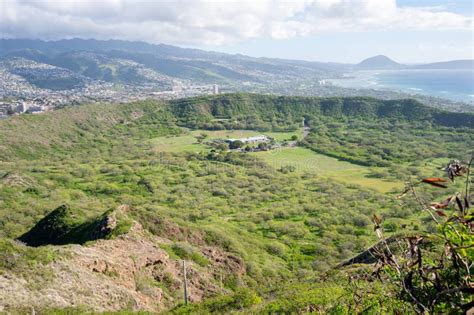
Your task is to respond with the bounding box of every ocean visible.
[329,69,474,103]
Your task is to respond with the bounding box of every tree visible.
[279,165,296,174]
[195,133,208,144]
[229,140,244,150]
[257,142,267,151]
[216,143,229,151]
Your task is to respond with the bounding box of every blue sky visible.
[397,0,473,15]
[1,0,473,63]
[211,29,472,63]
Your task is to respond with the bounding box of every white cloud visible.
[0,0,472,46]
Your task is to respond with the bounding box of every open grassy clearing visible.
[252,147,404,193]
[265,128,304,142]
[152,132,206,153]
[151,128,303,153]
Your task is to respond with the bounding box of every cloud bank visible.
[1,0,472,46]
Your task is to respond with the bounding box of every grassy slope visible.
[0,100,179,161]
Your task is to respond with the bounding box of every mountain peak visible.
[357,55,402,69]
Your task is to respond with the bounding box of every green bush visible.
[171,243,209,267]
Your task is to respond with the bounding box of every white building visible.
[172,81,183,92]
[227,135,269,144]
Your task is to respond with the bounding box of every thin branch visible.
[464,152,473,200]
[432,285,474,307]
[410,185,439,225]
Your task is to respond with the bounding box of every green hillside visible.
[0,94,472,313]
[170,93,473,128]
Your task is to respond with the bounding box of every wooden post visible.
[182,260,188,305]
[219,272,223,293]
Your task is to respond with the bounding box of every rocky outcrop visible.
[0,172,35,187]
[2,207,247,313]
[18,204,129,246]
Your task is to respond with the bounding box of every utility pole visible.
[182,260,188,305]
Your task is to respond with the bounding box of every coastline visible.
[328,69,474,104]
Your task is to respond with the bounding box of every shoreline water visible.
[329,69,474,104]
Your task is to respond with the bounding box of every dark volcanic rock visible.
[18,204,127,247]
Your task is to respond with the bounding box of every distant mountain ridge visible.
[1,38,470,72]
[0,38,347,88]
[0,38,237,62]
[356,55,474,70]
[411,59,474,70]
[357,55,403,70]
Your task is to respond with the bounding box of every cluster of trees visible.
[303,117,473,167]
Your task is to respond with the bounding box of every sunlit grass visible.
[252,147,403,193]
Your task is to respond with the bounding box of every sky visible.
[0,0,473,63]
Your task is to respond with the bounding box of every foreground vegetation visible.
[0,94,472,313]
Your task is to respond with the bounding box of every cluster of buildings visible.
[207,135,275,152]
[211,134,300,153]
[226,135,270,144]
[170,82,219,97]
[0,79,220,119]
[317,80,331,86]
[0,98,56,117]
[0,57,222,119]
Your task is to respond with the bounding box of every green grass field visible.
[152,132,206,153]
[265,129,304,142]
[151,129,303,153]
[252,147,403,193]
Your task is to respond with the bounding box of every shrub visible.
[171,243,209,267]
[265,242,286,257]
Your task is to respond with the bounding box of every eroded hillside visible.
[1,206,247,312]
